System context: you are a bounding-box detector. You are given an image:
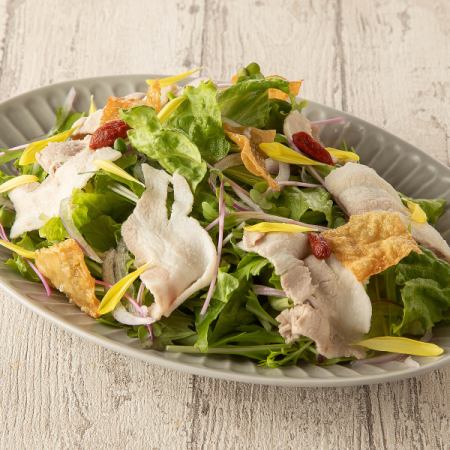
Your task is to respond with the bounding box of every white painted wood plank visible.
[0,0,449,449]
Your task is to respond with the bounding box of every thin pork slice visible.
[121,164,217,320]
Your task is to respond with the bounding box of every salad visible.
[0,62,448,368]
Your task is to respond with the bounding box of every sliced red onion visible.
[311,117,345,126]
[265,158,278,175]
[27,260,52,297]
[136,282,145,305]
[213,153,242,171]
[230,183,262,212]
[232,211,329,231]
[205,217,219,231]
[253,285,286,297]
[275,162,290,183]
[59,197,103,263]
[112,303,154,326]
[0,224,8,241]
[222,222,244,245]
[351,353,406,367]
[201,179,225,316]
[278,180,321,188]
[403,356,420,368]
[232,200,251,211]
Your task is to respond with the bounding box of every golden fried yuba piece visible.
[322,211,421,281]
[224,123,278,190]
[35,239,100,318]
[146,80,163,112]
[100,96,143,124]
[268,80,302,101]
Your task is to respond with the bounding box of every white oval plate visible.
[0,75,449,387]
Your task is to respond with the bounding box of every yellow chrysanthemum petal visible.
[259,142,324,166]
[244,222,316,233]
[326,147,360,162]
[0,175,38,194]
[19,128,75,166]
[89,95,97,115]
[93,160,145,187]
[97,262,152,315]
[146,68,201,88]
[406,200,427,223]
[157,96,186,123]
[0,239,36,259]
[357,336,443,357]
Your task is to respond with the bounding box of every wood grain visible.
[0,0,449,449]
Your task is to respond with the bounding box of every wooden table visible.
[0,1,449,448]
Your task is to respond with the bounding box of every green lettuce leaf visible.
[71,189,132,251]
[39,217,68,242]
[167,81,230,162]
[218,78,290,128]
[250,184,335,226]
[121,106,207,190]
[393,248,450,335]
[367,248,450,337]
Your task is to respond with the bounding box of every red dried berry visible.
[308,232,332,259]
[89,120,130,149]
[292,132,334,165]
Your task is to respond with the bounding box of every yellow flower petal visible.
[0,239,36,259]
[406,200,427,223]
[326,147,360,162]
[157,96,186,123]
[0,175,38,194]
[93,160,145,187]
[89,95,97,115]
[259,142,324,166]
[97,262,152,315]
[244,222,316,233]
[19,128,75,166]
[357,336,443,357]
[146,68,201,88]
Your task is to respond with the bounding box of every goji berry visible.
[292,132,334,165]
[308,232,332,259]
[90,120,130,149]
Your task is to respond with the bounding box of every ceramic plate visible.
[0,75,449,387]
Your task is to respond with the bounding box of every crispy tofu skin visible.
[322,211,421,282]
[35,239,100,318]
[101,96,143,124]
[224,124,278,190]
[145,80,162,112]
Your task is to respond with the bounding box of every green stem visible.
[165,344,291,355]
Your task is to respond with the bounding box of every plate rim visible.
[0,74,449,387]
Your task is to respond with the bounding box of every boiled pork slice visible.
[36,137,89,174]
[277,255,372,359]
[121,164,217,320]
[240,231,314,304]
[9,146,121,238]
[324,162,450,262]
[72,108,103,136]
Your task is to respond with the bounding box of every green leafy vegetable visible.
[39,217,68,242]
[167,81,230,162]
[122,106,207,190]
[218,78,290,128]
